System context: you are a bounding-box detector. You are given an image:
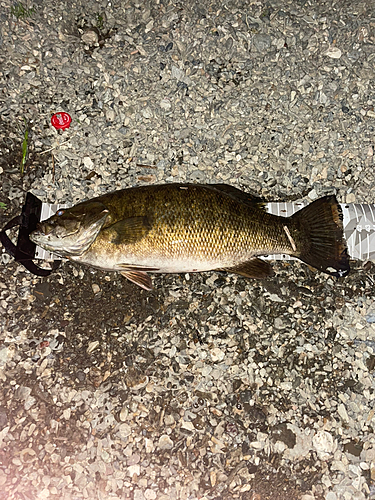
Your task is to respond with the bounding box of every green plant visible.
[96,13,104,30]
[10,2,35,20]
[20,118,29,175]
[0,202,7,209]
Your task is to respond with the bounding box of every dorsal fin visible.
[208,184,265,209]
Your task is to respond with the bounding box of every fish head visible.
[30,201,109,256]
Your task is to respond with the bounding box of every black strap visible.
[0,193,61,276]
[0,215,22,257]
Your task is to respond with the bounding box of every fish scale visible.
[91,185,290,266]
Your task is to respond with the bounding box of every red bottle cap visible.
[51,112,72,130]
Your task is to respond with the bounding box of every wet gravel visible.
[1,0,375,499]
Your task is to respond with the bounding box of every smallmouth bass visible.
[30,183,350,290]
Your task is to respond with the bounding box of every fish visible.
[30,183,350,290]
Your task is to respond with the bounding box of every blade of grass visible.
[20,119,29,175]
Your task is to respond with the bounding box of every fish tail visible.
[290,195,350,278]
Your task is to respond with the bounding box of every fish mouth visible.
[29,227,60,253]
[33,222,52,237]
[29,227,45,244]
[30,208,110,256]
[30,222,56,245]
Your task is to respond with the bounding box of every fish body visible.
[30,183,350,289]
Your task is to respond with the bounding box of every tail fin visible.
[291,195,350,278]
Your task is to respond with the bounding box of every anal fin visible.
[120,270,153,291]
[223,258,274,279]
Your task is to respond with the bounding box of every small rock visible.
[346,192,356,203]
[163,414,175,426]
[253,34,271,52]
[210,347,225,363]
[127,453,140,466]
[308,188,318,200]
[145,438,154,453]
[325,492,337,500]
[24,395,36,411]
[366,312,375,323]
[118,423,132,439]
[144,490,157,500]
[171,65,192,85]
[63,408,71,420]
[105,108,115,122]
[325,47,342,59]
[142,108,153,119]
[87,341,99,354]
[0,348,8,367]
[337,403,349,422]
[133,490,145,500]
[128,464,140,476]
[83,157,94,168]
[119,406,128,422]
[81,29,99,45]
[160,99,171,110]
[158,434,173,450]
[36,488,50,499]
[312,431,335,460]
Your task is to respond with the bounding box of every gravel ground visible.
[1,0,375,499]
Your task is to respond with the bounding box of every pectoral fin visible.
[223,258,274,279]
[110,216,151,244]
[120,270,153,290]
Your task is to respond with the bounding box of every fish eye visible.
[56,209,65,217]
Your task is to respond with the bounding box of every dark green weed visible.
[10,2,35,20]
[19,118,30,176]
[96,13,104,30]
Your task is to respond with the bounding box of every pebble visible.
[119,406,128,422]
[210,347,225,362]
[0,347,8,367]
[83,157,94,168]
[325,47,342,59]
[158,435,173,450]
[133,490,145,500]
[144,490,157,500]
[118,423,132,439]
[128,464,140,476]
[337,403,349,423]
[313,431,335,460]
[326,493,337,500]
[144,438,154,454]
[81,29,99,45]
[253,34,271,52]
